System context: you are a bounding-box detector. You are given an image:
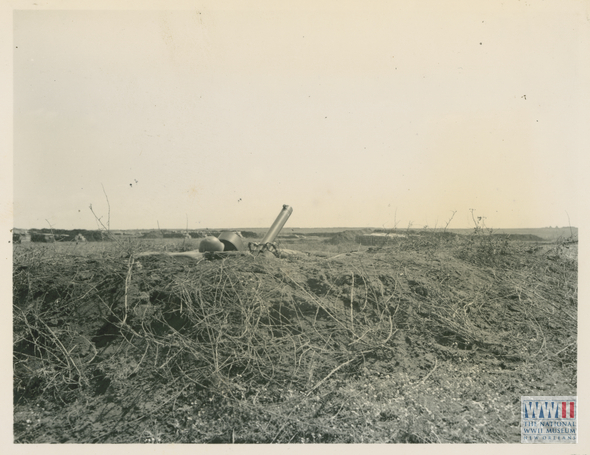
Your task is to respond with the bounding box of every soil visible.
[13,234,577,443]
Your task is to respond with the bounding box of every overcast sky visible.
[10,0,589,230]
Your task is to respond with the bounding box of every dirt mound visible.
[13,237,577,443]
[325,229,372,244]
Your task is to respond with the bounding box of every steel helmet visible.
[198,236,225,252]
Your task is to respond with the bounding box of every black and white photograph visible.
[2,0,588,449]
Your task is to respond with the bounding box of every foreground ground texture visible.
[13,232,577,443]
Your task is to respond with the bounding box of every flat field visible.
[13,231,577,443]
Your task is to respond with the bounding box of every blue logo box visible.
[521,396,577,444]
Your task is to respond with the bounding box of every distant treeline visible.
[27,229,107,242]
[157,230,259,239]
[18,229,261,242]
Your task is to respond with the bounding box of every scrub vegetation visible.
[13,228,577,443]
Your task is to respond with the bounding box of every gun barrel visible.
[260,205,293,244]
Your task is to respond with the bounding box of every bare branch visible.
[101,183,111,231]
[444,210,457,232]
